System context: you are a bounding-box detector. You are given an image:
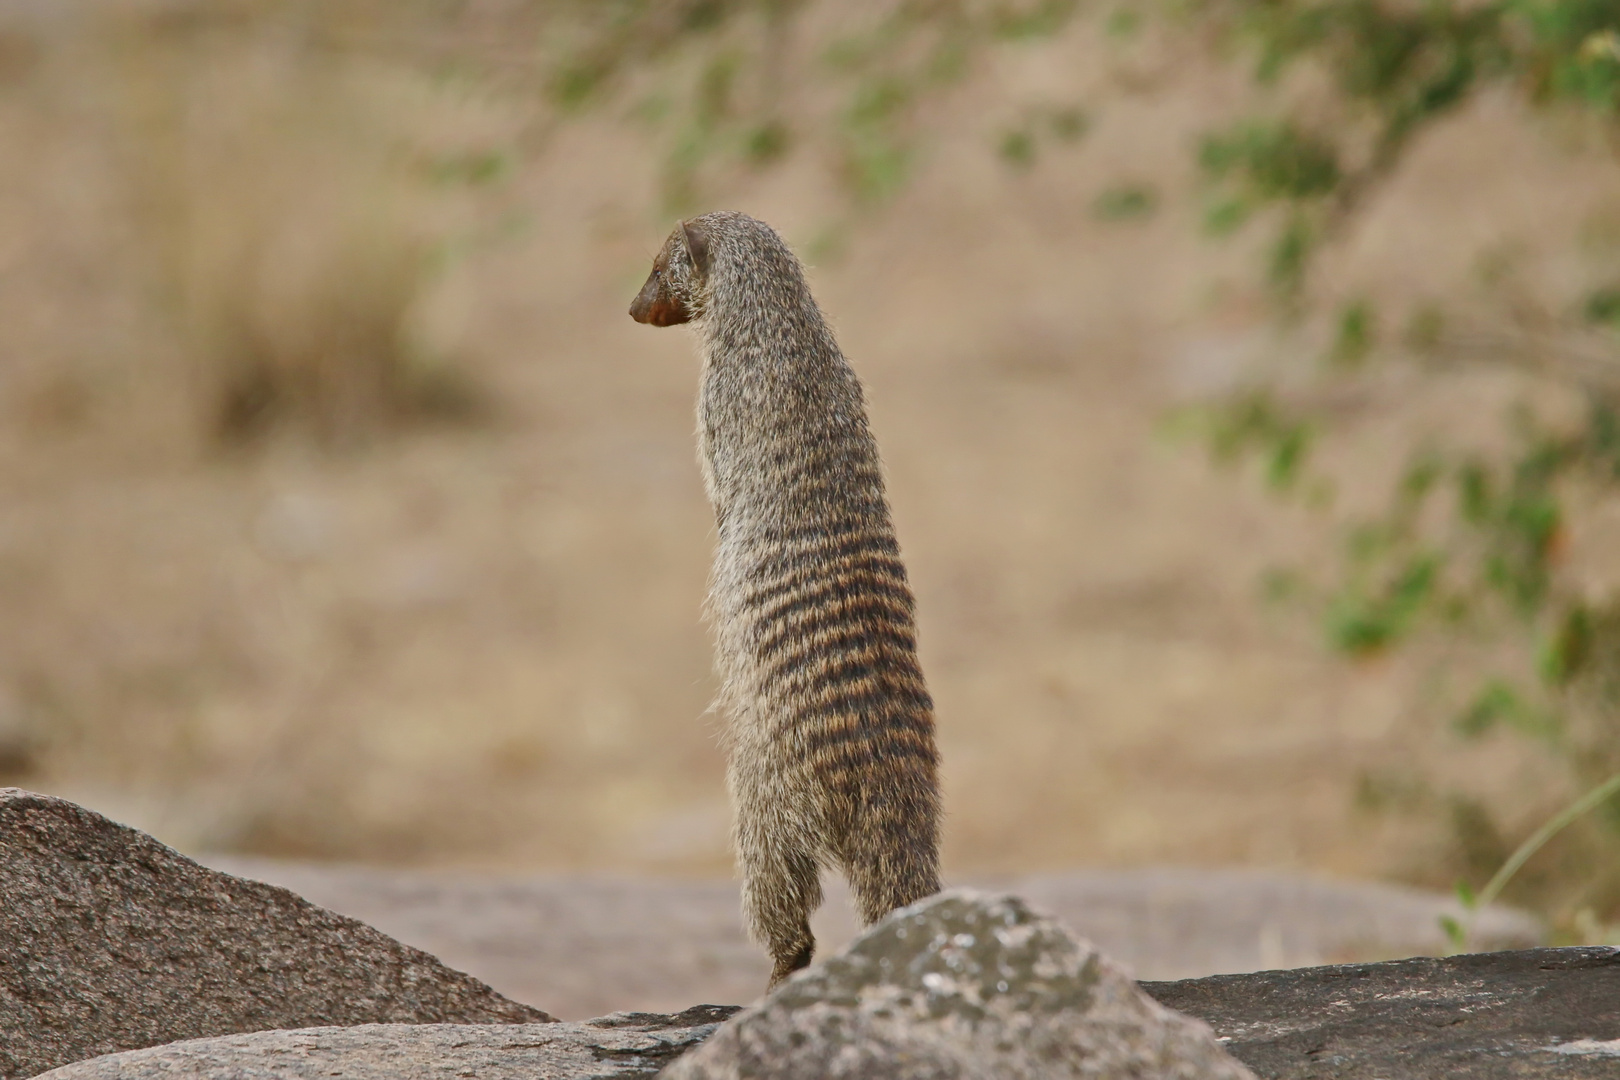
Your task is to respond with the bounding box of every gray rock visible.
[664,889,1256,1080]
[31,1006,743,1080]
[0,788,551,1080]
[28,947,1619,1080]
[1145,945,1620,1079]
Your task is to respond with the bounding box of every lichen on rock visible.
[666,889,1256,1080]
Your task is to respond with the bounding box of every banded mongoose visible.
[629,211,942,987]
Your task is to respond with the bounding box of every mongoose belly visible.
[722,525,936,846]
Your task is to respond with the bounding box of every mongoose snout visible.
[628,211,943,989]
[628,222,708,326]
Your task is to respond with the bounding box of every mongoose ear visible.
[680,219,712,277]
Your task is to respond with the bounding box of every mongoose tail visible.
[631,212,942,989]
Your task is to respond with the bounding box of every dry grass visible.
[0,1,1616,925]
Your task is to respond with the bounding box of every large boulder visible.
[664,889,1256,1080]
[0,788,551,1080]
[32,1006,743,1080]
[1146,945,1620,1079]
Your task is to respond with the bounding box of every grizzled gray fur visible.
[630,211,941,987]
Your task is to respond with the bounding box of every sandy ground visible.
[0,3,1615,902]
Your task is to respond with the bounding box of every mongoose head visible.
[628,218,712,327]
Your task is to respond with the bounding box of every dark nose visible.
[629,275,659,324]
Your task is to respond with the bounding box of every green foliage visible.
[744,118,792,163]
[1092,181,1159,220]
[999,127,1038,167]
[1443,771,1620,950]
[840,73,918,203]
[1455,679,1562,744]
[998,105,1090,170]
[1231,0,1507,139]
[1330,299,1376,366]
[1199,120,1341,201]
[1106,6,1144,37]
[542,0,1093,214]
[1327,549,1440,655]
[1522,1,1620,110]
[993,0,1083,39]
[1196,390,1317,490]
[538,0,1620,929]
[1267,213,1315,296]
[1191,0,1519,298]
[1204,374,1620,920]
[1198,120,1340,295]
[1584,284,1620,325]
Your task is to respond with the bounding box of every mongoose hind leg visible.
[744,844,821,989]
[841,796,942,926]
[768,935,815,988]
[735,809,823,988]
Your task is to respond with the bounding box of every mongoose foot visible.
[766,939,815,990]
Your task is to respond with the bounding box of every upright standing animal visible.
[629,211,941,987]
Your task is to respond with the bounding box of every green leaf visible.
[1267,425,1310,489]
[1454,679,1563,744]
[1326,552,1439,655]
[1046,106,1090,141]
[744,121,792,165]
[1537,605,1593,687]
[1456,460,1493,524]
[1330,300,1377,367]
[1105,7,1141,39]
[1204,197,1252,237]
[1586,286,1620,326]
[1268,214,1314,296]
[1199,121,1341,200]
[1455,680,1519,739]
[1093,183,1159,221]
[999,128,1037,168]
[994,0,1081,40]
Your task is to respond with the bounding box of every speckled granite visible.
[666,889,1255,1080]
[0,788,550,1080]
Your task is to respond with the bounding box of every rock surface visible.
[32,1006,744,1080]
[0,788,550,1080]
[6,789,1593,1080]
[26,946,1620,1080]
[206,856,1543,1019]
[665,889,1256,1080]
[1146,945,1620,1080]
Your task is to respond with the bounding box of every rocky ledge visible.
[1147,945,1620,1079]
[3,787,1615,1080]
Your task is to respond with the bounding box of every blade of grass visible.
[1477,771,1620,913]
[1445,771,1620,953]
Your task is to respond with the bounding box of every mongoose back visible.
[629,211,941,987]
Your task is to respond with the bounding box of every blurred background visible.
[2,0,1619,940]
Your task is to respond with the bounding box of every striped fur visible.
[630,211,941,986]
